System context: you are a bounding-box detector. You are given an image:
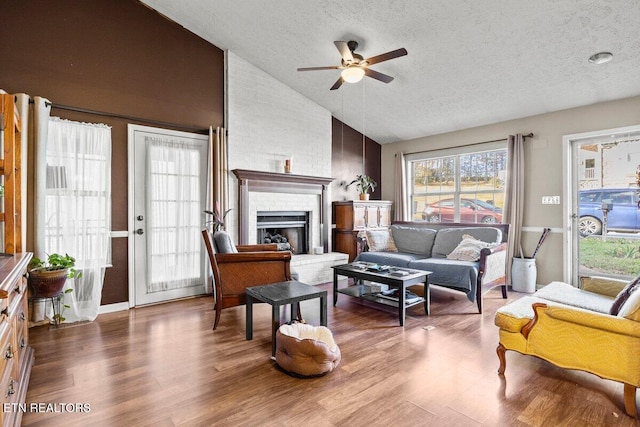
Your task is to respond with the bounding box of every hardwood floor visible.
[22,284,640,426]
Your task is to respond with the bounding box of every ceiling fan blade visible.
[365,48,408,65]
[297,66,341,71]
[364,68,394,83]
[330,77,344,90]
[334,41,354,62]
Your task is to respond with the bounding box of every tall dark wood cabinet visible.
[0,93,33,427]
[332,200,392,262]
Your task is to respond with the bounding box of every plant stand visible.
[29,292,64,328]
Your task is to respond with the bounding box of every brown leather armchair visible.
[202,229,293,330]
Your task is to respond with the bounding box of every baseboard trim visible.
[99,302,129,314]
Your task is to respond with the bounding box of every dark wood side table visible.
[245,281,328,357]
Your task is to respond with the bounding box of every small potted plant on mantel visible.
[348,174,377,200]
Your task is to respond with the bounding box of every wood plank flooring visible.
[21,284,640,426]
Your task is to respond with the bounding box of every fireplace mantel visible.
[232,169,334,251]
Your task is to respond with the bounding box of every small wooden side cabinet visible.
[332,200,392,261]
[0,252,33,427]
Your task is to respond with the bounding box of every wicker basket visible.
[28,268,68,298]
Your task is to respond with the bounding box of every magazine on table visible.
[376,289,422,303]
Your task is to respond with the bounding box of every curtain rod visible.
[28,99,213,134]
[402,132,534,156]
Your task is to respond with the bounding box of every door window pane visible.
[576,134,640,281]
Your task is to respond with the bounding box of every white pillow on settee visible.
[365,229,398,252]
[446,234,495,262]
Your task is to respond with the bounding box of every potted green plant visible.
[348,174,377,200]
[204,201,232,232]
[28,253,81,298]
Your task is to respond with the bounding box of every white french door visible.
[128,125,208,306]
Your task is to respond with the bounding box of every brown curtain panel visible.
[503,134,525,285]
[206,126,228,293]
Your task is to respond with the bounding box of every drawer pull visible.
[5,345,13,360]
[13,286,21,294]
[7,379,15,396]
[19,338,25,349]
[19,311,26,321]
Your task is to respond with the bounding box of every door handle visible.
[135,229,144,235]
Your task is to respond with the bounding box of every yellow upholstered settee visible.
[495,276,640,417]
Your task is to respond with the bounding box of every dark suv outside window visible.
[579,188,640,236]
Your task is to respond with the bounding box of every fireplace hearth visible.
[257,211,309,254]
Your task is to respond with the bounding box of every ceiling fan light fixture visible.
[588,51,613,65]
[341,67,365,83]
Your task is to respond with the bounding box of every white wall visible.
[382,95,640,285]
[225,52,332,243]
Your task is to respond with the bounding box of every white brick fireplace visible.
[232,169,347,284]
[225,52,348,284]
[232,169,333,252]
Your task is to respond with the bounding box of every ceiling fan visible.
[297,40,408,90]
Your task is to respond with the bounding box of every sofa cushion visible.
[431,227,502,258]
[446,234,496,261]
[213,230,238,253]
[390,225,437,257]
[365,229,398,252]
[610,274,640,315]
[356,251,424,268]
[408,258,479,301]
[534,281,613,314]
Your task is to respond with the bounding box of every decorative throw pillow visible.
[617,285,640,321]
[610,274,640,315]
[213,230,238,254]
[365,229,398,252]
[446,234,494,262]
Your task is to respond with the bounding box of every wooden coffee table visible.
[245,280,327,356]
[332,263,431,326]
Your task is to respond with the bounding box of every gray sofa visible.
[356,222,509,313]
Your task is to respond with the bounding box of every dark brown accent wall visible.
[1,0,224,304]
[331,117,382,200]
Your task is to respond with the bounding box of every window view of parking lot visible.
[409,148,507,224]
[577,136,640,280]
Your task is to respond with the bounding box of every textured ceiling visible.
[140,0,640,144]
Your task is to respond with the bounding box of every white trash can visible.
[511,257,537,293]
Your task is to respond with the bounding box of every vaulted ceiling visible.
[140,0,640,144]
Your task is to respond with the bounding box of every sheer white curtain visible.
[44,117,112,322]
[146,135,203,292]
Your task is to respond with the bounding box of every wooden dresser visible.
[0,93,33,426]
[0,253,33,427]
[332,200,392,262]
